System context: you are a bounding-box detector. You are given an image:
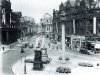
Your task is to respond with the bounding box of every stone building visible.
[53,0,100,42]
[40,13,53,38]
[20,16,35,38]
[0,0,22,44]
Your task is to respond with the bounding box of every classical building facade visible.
[0,0,22,44]
[53,0,100,42]
[40,13,53,38]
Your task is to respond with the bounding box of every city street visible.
[1,35,37,75]
[0,35,100,75]
[12,36,100,75]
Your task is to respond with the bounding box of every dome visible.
[42,13,52,25]
[44,13,52,20]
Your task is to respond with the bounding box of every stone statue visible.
[35,36,45,48]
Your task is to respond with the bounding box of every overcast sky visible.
[10,0,67,23]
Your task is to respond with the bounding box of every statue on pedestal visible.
[33,36,50,70]
[33,47,43,70]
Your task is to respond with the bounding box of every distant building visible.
[20,16,35,38]
[40,13,53,38]
[37,24,42,34]
[0,0,22,44]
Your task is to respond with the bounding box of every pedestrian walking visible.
[48,43,50,48]
[97,63,99,69]
[10,45,11,49]
[21,48,24,54]
[3,47,4,51]
[57,46,58,50]
[21,47,24,62]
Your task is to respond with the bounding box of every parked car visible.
[21,44,26,48]
[25,43,29,47]
[29,44,33,48]
[79,48,90,55]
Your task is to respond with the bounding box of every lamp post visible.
[24,50,27,74]
[20,32,24,62]
[24,43,27,74]
[24,34,28,74]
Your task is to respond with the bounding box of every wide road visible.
[2,35,37,75]
[3,35,100,75]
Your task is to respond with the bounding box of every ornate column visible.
[62,22,66,63]
[60,11,66,63]
[2,9,6,25]
[55,22,58,41]
[71,35,73,50]
[10,13,11,25]
[93,17,96,34]
[73,19,75,34]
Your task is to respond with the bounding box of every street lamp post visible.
[24,50,27,74]
[24,35,28,74]
[23,43,28,74]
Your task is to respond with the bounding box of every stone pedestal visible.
[33,48,43,70]
[41,48,50,64]
[41,48,48,57]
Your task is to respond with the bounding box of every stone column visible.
[79,37,81,51]
[56,22,58,34]
[73,19,75,34]
[2,9,6,25]
[10,13,11,25]
[0,0,2,10]
[62,23,66,63]
[71,35,73,50]
[55,22,58,41]
[93,17,96,34]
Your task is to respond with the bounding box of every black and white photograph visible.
[0,0,100,75]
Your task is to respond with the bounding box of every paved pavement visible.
[12,36,100,75]
[12,48,100,75]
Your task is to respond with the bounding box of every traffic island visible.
[78,62,93,67]
[56,67,71,73]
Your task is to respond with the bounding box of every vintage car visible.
[79,48,90,55]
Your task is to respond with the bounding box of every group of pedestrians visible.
[1,43,15,52]
[47,41,62,50]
